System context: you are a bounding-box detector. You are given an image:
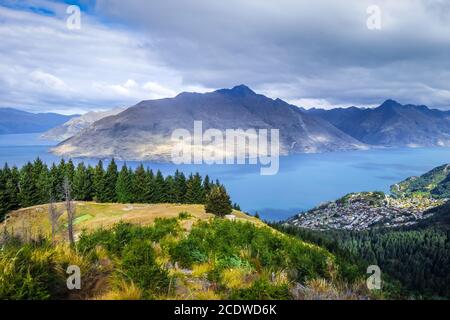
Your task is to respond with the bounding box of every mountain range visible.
[51,85,365,160]
[6,86,450,159]
[0,108,77,135]
[306,100,450,147]
[41,107,126,141]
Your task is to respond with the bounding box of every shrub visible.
[230,278,292,300]
[178,212,191,220]
[205,186,232,217]
[121,240,169,296]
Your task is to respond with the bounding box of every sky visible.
[1,0,450,114]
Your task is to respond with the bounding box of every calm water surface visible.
[1,133,449,221]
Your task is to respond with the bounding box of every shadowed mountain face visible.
[52,85,365,160]
[0,108,77,135]
[306,100,450,147]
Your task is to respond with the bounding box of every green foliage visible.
[173,170,187,203]
[0,158,234,219]
[0,164,20,220]
[1,214,365,300]
[131,164,146,203]
[73,163,93,201]
[116,165,134,203]
[0,242,70,300]
[19,162,40,207]
[178,211,191,220]
[205,185,232,217]
[121,240,169,296]
[391,164,450,199]
[170,219,335,283]
[275,220,450,299]
[93,160,106,202]
[103,159,118,202]
[230,278,292,300]
[185,173,205,204]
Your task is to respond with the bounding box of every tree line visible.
[275,219,450,299]
[0,158,237,220]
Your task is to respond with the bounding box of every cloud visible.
[92,0,450,109]
[0,0,209,113]
[30,70,69,91]
[1,0,450,112]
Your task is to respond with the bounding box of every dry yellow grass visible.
[2,201,263,240]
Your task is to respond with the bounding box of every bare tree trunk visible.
[48,194,63,244]
[63,177,75,246]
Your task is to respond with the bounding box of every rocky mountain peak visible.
[215,84,256,96]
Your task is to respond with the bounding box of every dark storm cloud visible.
[1,0,450,112]
[94,0,450,109]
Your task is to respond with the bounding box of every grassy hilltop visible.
[0,202,373,300]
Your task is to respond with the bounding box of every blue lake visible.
[1,133,450,221]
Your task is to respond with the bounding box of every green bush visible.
[0,243,71,300]
[230,278,292,300]
[170,219,334,283]
[121,240,169,296]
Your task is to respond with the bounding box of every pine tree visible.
[0,166,20,219]
[133,164,147,203]
[0,165,8,219]
[205,185,232,217]
[165,175,176,203]
[7,166,20,211]
[153,170,166,203]
[93,160,106,202]
[103,159,118,202]
[19,162,38,207]
[33,158,50,204]
[116,165,134,203]
[73,163,93,200]
[49,163,63,201]
[174,170,187,203]
[144,169,156,203]
[203,175,211,202]
[185,173,204,204]
[58,158,67,179]
[65,159,75,183]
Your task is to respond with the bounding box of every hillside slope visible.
[0,202,371,300]
[391,164,450,199]
[2,202,262,240]
[287,164,450,231]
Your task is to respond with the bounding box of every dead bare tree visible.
[63,177,76,246]
[48,195,63,244]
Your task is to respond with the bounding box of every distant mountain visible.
[286,164,450,231]
[41,107,126,141]
[391,164,450,199]
[0,108,77,135]
[306,100,450,147]
[52,85,365,160]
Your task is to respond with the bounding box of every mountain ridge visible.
[41,107,126,141]
[0,108,78,135]
[305,100,450,147]
[52,85,366,160]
